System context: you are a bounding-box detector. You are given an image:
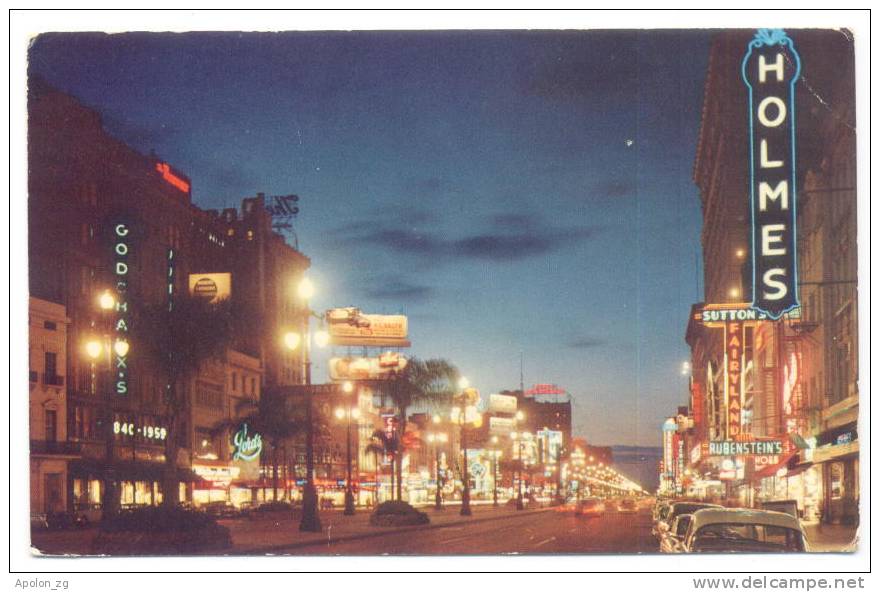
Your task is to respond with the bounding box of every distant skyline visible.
[29,30,711,446]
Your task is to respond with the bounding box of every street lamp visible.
[335,380,358,515]
[286,276,329,532]
[452,380,480,517]
[511,431,525,510]
[490,435,501,507]
[427,431,448,510]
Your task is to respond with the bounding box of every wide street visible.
[288,507,656,555]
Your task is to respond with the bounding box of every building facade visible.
[681,30,858,524]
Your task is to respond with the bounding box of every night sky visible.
[29,30,711,447]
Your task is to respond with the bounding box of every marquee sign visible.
[232,423,263,461]
[742,29,802,319]
[113,222,130,395]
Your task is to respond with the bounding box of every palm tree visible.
[138,294,235,507]
[367,429,399,502]
[374,358,460,501]
[218,392,302,503]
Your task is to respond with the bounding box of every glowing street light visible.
[283,331,301,351]
[297,276,315,301]
[314,329,330,348]
[98,291,116,311]
[85,340,103,360]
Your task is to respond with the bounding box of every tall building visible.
[684,30,858,523]
[29,297,75,516]
[27,81,315,514]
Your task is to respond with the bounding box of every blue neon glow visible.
[741,29,802,320]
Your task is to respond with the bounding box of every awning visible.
[754,451,797,479]
[784,462,814,478]
[68,459,209,484]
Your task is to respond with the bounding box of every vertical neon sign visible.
[724,322,744,438]
[113,223,130,395]
[742,29,802,319]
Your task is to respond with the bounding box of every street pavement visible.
[239,506,659,555]
[30,506,857,556]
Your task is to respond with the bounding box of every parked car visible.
[576,498,606,517]
[201,501,239,519]
[676,508,808,553]
[654,501,722,540]
[618,498,638,514]
[660,513,694,553]
[33,511,90,530]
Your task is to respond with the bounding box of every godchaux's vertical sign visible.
[742,29,802,319]
[113,222,131,395]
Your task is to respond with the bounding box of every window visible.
[232,372,238,393]
[44,352,57,378]
[251,377,257,396]
[45,410,57,442]
[43,320,57,331]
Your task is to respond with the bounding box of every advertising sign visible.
[695,303,768,326]
[489,416,516,437]
[329,355,408,381]
[525,384,566,396]
[327,312,410,347]
[188,273,232,303]
[488,393,517,415]
[232,423,263,461]
[743,29,801,319]
[113,222,131,395]
[725,322,744,437]
[708,440,784,456]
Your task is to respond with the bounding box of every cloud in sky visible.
[365,277,437,303]
[566,336,608,350]
[336,213,606,263]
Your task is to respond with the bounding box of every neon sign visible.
[708,440,783,456]
[725,322,744,437]
[113,421,167,440]
[114,223,130,395]
[155,162,191,194]
[743,29,802,319]
[232,423,262,461]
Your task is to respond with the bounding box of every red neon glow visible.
[155,162,190,193]
[525,383,567,396]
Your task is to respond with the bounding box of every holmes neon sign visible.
[232,423,263,461]
[742,29,802,319]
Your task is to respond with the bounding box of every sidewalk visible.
[802,522,859,552]
[225,504,551,554]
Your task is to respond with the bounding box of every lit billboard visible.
[188,273,231,303]
[328,355,408,381]
[326,311,410,347]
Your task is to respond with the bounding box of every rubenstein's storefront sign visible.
[742,29,802,319]
[708,440,784,456]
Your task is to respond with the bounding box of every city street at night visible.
[16,11,865,572]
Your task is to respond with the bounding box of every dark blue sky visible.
[30,30,710,446]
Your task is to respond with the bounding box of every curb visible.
[233,507,556,554]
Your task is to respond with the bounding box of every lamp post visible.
[453,377,479,517]
[490,435,500,507]
[335,380,358,515]
[427,427,448,510]
[285,276,329,533]
[88,289,125,516]
[511,431,525,510]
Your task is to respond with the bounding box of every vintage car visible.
[674,508,808,553]
[618,498,638,514]
[653,501,722,540]
[575,497,606,517]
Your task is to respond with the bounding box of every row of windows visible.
[230,371,258,396]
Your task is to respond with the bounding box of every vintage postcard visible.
[19,16,863,566]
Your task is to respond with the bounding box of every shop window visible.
[830,463,844,500]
